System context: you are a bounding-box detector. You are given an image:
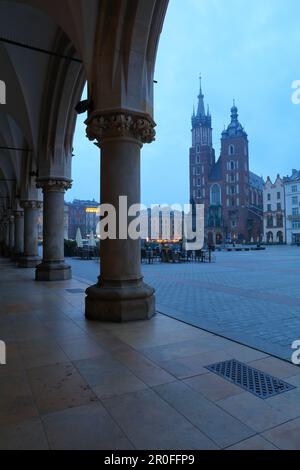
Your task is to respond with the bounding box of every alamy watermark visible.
[291,340,300,365]
[0,340,6,365]
[0,79,6,104]
[95,197,205,250]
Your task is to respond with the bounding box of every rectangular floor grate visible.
[205,359,296,399]
[65,289,85,294]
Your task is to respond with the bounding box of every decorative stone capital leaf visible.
[85,110,156,145]
[36,178,72,193]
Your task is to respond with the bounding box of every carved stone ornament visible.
[85,111,156,145]
[36,178,72,192]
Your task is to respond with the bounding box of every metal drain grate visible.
[205,359,296,399]
[65,288,85,294]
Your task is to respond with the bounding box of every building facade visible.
[140,206,184,242]
[189,81,263,244]
[66,199,99,240]
[263,175,285,244]
[284,169,300,245]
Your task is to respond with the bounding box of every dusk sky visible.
[67,0,300,206]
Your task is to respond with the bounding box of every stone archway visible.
[0,0,169,322]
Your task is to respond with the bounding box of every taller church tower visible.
[189,78,215,214]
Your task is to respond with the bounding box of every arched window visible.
[229,144,235,156]
[210,184,221,206]
[230,160,235,171]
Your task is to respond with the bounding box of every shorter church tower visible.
[220,102,250,241]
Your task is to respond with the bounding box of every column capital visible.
[85,109,156,146]
[36,178,72,193]
[20,200,43,210]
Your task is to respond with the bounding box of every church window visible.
[197,189,201,198]
[196,155,200,164]
[210,184,221,206]
[229,144,235,156]
[197,178,201,186]
[230,186,235,195]
[196,167,201,175]
[230,161,235,171]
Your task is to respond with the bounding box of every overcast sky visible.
[67,0,300,206]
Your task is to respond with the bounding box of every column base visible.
[18,256,41,268]
[35,262,72,281]
[85,280,155,322]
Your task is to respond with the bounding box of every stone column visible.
[5,218,9,251]
[8,215,15,254]
[18,201,42,268]
[35,178,71,281]
[0,220,9,256]
[84,111,156,322]
[14,210,24,257]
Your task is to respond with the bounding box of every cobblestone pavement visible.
[68,246,300,361]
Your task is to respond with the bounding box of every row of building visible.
[263,171,300,245]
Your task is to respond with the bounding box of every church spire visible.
[197,74,205,117]
[192,75,211,129]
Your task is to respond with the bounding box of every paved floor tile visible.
[153,381,255,448]
[102,388,218,450]
[217,392,289,433]
[262,417,300,449]
[0,417,49,450]
[27,362,98,415]
[42,403,133,450]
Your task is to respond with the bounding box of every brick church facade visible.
[189,80,263,245]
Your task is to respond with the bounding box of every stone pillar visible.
[84,111,156,322]
[18,201,42,268]
[5,218,9,250]
[0,220,9,256]
[8,215,15,254]
[35,179,71,281]
[14,210,24,257]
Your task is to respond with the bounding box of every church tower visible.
[189,78,215,211]
[220,102,250,241]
